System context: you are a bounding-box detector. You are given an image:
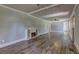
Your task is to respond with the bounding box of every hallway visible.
[0,32,77,54]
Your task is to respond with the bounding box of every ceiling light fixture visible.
[42,11,69,18]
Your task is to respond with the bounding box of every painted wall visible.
[0,6,49,45]
[74,5,79,51]
[51,22,64,32]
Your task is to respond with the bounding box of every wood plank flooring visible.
[0,32,78,54]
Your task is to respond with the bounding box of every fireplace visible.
[31,32,37,37]
[28,27,37,39]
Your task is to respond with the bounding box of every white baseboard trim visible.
[38,32,48,36]
[74,42,79,52]
[0,38,27,48]
[50,31,63,33]
[0,32,48,48]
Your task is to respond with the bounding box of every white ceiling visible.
[4,4,51,13]
[4,4,74,21]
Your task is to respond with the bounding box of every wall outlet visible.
[0,40,5,44]
[2,40,5,43]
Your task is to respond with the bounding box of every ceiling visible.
[4,4,74,21]
[4,4,51,13]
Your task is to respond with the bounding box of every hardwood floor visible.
[0,32,78,54]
